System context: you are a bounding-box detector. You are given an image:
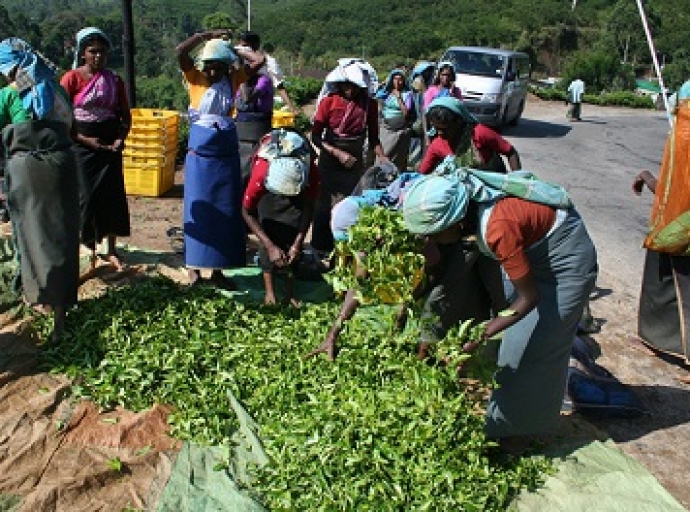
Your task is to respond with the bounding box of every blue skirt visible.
[183,122,246,269]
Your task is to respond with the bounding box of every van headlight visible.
[482,93,503,103]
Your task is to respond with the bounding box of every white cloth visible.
[568,79,585,103]
[261,53,284,89]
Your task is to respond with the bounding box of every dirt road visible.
[120,97,689,508]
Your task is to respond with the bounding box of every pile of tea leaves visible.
[38,277,551,510]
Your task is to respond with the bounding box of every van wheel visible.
[508,100,525,126]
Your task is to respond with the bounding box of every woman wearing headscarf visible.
[242,128,319,306]
[376,68,414,171]
[175,30,265,288]
[0,38,80,341]
[60,27,130,271]
[631,85,690,382]
[310,61,388,259]
[402,165,597,445]
[422,61,462,111]
[420,97,521,174]
[408,61,435,168]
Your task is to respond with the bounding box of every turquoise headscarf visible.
[73,27,113,69]
[198,38,238,66]
[375,68,410,99]
[402,173,470,235]
[426,96,477,125]
[679,80,690,101]
[0,37,57,120]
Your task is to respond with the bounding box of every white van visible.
[440,46,530,127]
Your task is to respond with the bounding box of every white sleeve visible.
[266,55,284,87]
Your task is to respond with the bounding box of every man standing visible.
[236,32,298,115]
[566,77,585,121]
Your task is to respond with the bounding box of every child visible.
[242,129,319,306]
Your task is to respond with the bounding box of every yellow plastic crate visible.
[130,108,179,131]
[123,148,177,167]
[124,136,178,156]
[123,158,176,197]
[272,111,296,128]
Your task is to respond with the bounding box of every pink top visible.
[422,85,463,111]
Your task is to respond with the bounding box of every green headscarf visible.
[402,173,470,235]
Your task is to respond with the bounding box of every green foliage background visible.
[0,0,688,107]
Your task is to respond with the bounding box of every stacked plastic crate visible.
[123,109,180,197]
[271,110,296,128]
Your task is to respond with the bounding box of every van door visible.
[504,55,529,125]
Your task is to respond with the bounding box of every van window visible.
[515,56,530,79]
[442,49,507,79]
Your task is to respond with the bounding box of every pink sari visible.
[73,69,119,122]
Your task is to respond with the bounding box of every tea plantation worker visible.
[402,169,598,443]
[419,97,521,174]
[1,38,80,341]
[235,32,298,115]
[376,68,414,171]
[0,46,29,300]
[60,27,131,271]
[176,30,265,288]
[242,128,319,306]
[306,172,507,360]
[566,77,585,121]
[408,60,435,168]
[422,61,462,111]
[631,85,690,383]
[310,60,388,262]
[233,31,274,132]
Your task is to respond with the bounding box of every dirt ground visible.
[2,97,689,510]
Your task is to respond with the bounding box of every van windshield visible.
[441,50,507,79]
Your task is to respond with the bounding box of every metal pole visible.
[247,0,251,30]
[122,0,136,107]
[635,0,671,125]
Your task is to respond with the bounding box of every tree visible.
[202,12,237,31]
[605,0,660,66]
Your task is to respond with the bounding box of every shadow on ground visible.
[503,118,573,139]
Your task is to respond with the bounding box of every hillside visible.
[1,0,689,88]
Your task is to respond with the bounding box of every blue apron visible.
[183,120,246,269]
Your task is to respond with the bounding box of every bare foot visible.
[264,294,277,306]
[106,252,126,271]
[23,297,51,316]
[285,297,301,308]
[187,269,202,287]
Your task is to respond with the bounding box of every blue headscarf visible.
[0,37,57,120]
[426,96,477,124]
[375,68,410,99]
[73,27,113,69]
[411,61,435,83]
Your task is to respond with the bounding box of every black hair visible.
[237,30,261,51]
[78,33,111,65]
[426,105,464,126]
[79,34,111,54]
